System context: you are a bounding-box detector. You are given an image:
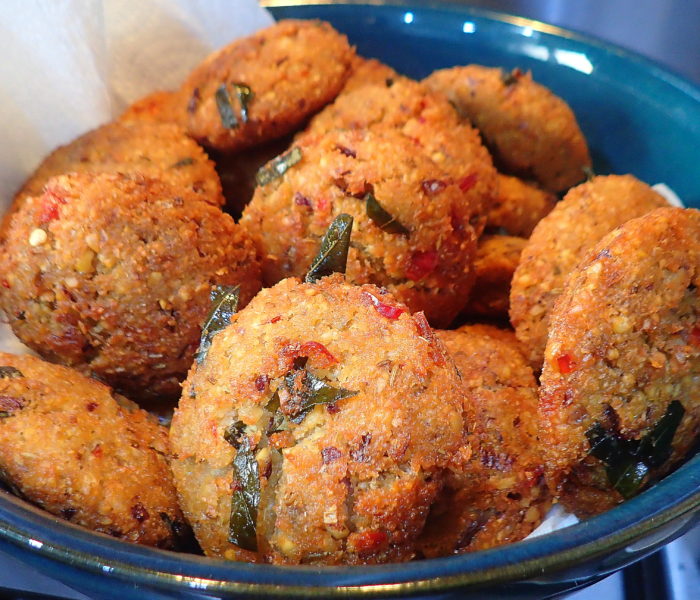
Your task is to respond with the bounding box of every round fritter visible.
[0,353,187,548]
[209,135,294,219]
[240,127,480,328]
[463,235,526,319]
[510,175,669,368]
[340,56,401,94]
[9,121,223,218]
[488,174,557,237]
[302,77,497,231]
[119,90,186,126]
[418,325,549,556]
[181,20,355,151]
[0,172,261,402]
[424,65,591,192]
[170,275,465,565]
[539,207,700,517]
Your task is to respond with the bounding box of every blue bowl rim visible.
[1,1,699,597]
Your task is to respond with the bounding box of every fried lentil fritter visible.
[0,353,187,548]
[181,20,355,151]
[424,65,591,192]
[0,172,261,402]
[302,78,497,232]
[170,275,465,564]
[539,207,700,517]
[418,325,549,556]
[8,121,223,222]
[463,235,526,319]
[488,173,557,237]
[240,127,480,327]
[510,175,668,368]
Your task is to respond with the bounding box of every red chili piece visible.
[91,444,103,458]
[299,341,337,366]
[413,312,445,366]
[39,191,67,224]
[458,173,478,192]
[421,179,446,196]
[362,291,405,320]
[406,250,438,281]
[270,316,282,324]
[1,280,9,289]
[689,326,700,347]
[557,353,575,374]
[86,402,98,412]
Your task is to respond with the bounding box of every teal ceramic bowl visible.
[1,2,699,598]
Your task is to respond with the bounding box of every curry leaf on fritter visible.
[196,285,240,365]
[305,213,353,283]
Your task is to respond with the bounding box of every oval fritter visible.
[181,20,355,151]
[302,77,497,231]
[170,275,465,565]
[539,207,700,517]
[463,235,526,319]
[0,172,261,402]
[240,127,480,328]
[418,325,550,556]
[488,173,557,237]
[424,65,591,192]
[510,175,669,368]
[0,353,187,548]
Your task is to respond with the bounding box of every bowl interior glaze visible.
[1,2,699,599]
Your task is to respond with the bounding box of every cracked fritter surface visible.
[424,65,591,192]
[539,207,700,516]
[181,20,355,151]
[0,172,261,402]
[240,127,481,327]
[418,325,549,556]
[170,275,465,564]
[0,353,186,548]
[510,175,669,368]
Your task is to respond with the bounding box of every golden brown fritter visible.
[9,121,223,219]
[0,353,187,548]
[539,207,700,517]
[240,127,480,327]
[181,20,355,151]
[418,325,549,556]
[488,173,557,237]
[119,90,186,126]
[170,275,465,565]
[510,175,669,368]
[301,77,497,232]
[340,56,401,94]
[463,235,526,318]
[0,172,261,402]
[424,65,591,192]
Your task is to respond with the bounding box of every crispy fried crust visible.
[181,20,355,151]
[0,172,261,401]
[424,65,591,192]
[301,78,497,233]
[418,325,549,556]
[0,353,186,548]
[463,235,526,318]
[340,56,401,94]
[7,121,223,227]
[170,275,465,564]
[510,175,668,368]
[240,127,480,327]
[539,207,700,516]
[488,174,557,237]
[119,90,187,126]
